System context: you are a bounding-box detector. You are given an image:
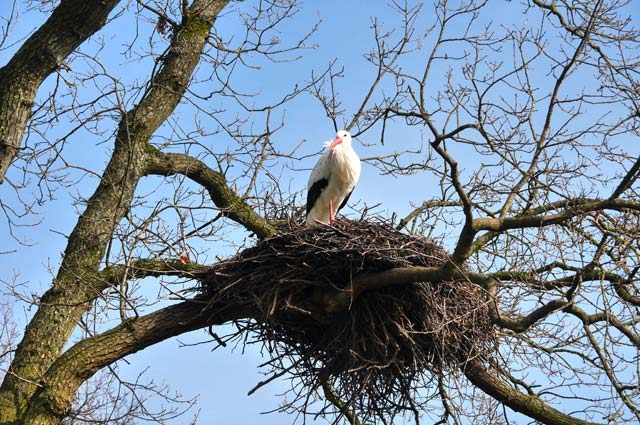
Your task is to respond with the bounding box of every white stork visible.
[306,130,361,226]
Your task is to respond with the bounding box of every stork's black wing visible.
[337,189,353,213]
[306,177,328,215]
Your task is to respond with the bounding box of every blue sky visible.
[2,0,640,423]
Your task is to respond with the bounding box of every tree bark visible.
[464,359,601,425]
[20,300,253,424]
[146,149,277,239]
[0,0,121,183]
[0,1,229,421]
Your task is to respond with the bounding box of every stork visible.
[306,130,361,226]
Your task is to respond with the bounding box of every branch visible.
[484,278,572,333]
[346,3,415,133]
[473,198,640,233]
[145,148,276,239]
[531,0,616,73]
[21,299,255,423]
[99,258,207,287]
[564,304,640,348]
[331,264,626,338]
[395,199,463,231]
[489,266,640,308]
[611,155,640,199]
[464,359,602,425]
[500,0,602,217]
[0,0,121,183]
[321,266,450,313]
[430,141,475,266]
[0,1,230,419]
[321,381,363,425]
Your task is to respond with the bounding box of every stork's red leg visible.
[329,200,334,224]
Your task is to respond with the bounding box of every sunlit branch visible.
[346,2,417,134]
[321,381,363,425]
[565,304,640,348]
[0,0,122,183]
[499,0,603,218]
[396,199,463,231]
[611,155,640,199]
[473,198,640,233]
[0,1,230,419]
[464,359,602,425]
[99,258,207,287]
[430,140,475,266]
[578,314,640,420]
[21,299,254,422]
[145,147,276,239]
[484,278,572,333]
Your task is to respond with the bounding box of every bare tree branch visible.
[0,0,122,183]
[145,148,277,239]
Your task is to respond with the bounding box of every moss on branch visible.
[145,148,277,239]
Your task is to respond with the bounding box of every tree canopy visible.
[1,0,639,424]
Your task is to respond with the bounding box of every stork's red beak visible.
[329,137,343,149]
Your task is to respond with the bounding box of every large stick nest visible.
[198,220,495,422]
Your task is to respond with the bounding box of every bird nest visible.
[198,220,495,422]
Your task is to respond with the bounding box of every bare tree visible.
[0,0,639,424]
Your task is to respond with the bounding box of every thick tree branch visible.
[430,141,475,266]
[21,299,253,423]
[489,266,640,308]
[321,266,452,313]
[464,359,602,425]
[0,0,121,183]
[485,278,572,333]
[333,263,631,340]
[611,155,640,199]
[99,258,207,287]
[0,1,230,420]
[321,381,363,425]
[473,198,640,233]
[145,148,277,239]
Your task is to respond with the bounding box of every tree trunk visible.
[0,1,229,421]
[0,0,121,183]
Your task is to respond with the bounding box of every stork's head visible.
[329,130,352,150]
